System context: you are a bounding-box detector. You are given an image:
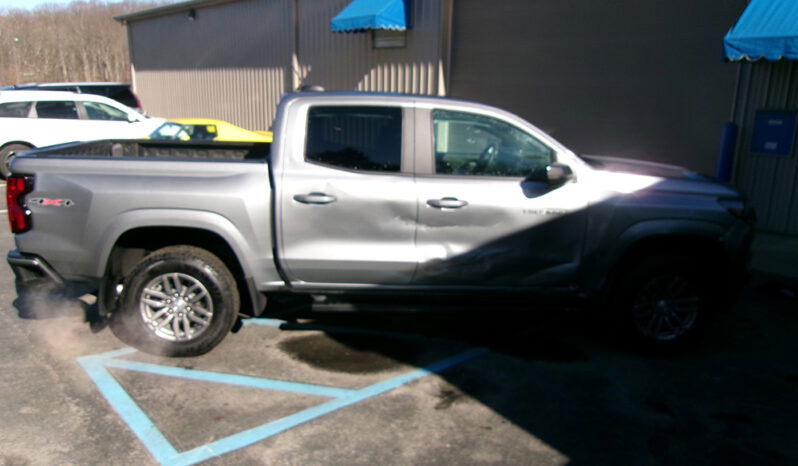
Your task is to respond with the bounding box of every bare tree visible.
[0,0,164,86]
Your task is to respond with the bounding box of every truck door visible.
[412,108,588,288]
[279,104,417,285]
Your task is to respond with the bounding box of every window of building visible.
[306,106,402,172]
[35,101,79,119]
[432,109,553,177]
[372,30,406,49]
[0,101,32,118]
[83,101,130,121]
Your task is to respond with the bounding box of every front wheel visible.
[609,255,720,354]
[109,246,240,357]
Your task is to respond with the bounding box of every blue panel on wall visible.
[751,110,797,157]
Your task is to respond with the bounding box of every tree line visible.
[0,0,164,86]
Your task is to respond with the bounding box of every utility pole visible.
[11,37,20,84]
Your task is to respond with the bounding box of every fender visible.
[580,218,730,294]
[94,208,281,287]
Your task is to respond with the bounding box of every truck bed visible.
[25,139,271,161]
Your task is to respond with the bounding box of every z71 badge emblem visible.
[28,198,75,207]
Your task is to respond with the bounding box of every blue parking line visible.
[102,358,356,398]
[78,352,178,464]
[78,324,488,465]
[173,348,488,465]
[241,318,285,327]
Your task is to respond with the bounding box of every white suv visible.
[0,90,164,178]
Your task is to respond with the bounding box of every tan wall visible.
[129,0,293,131]
[127,0,444,130]
[295,0,443,95]
[448,0,747,176]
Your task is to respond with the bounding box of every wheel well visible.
[608,235,731,289]
[106,227,259,316]
[1,141,34,150]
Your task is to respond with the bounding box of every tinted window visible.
[38,85,76,92]
[38,84,138,109]
[432,109,553,177]
[83,101,129,121]
[35,101,79,119]
[101,87,138,108]
[306,106,401,172]
[0,101,32,118]
[184,124,217,141]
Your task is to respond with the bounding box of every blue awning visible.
[330,0,409,33]
[724,0,798,61]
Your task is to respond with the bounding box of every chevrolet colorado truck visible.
[6,92,755,356]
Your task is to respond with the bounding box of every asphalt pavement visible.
[1,200,796,465]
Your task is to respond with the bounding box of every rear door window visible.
[83,101,130,121]
[305,106,402,172]
[0,101,32,118]
[35,101,79,119]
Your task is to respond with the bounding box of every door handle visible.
[293,192,337,205]
[427,197,468,209]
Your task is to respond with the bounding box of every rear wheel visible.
[0,143,32,179]
[109,246,240,357]
[610,255,720,354]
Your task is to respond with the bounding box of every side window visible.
[83,101,130,121]
[0,102,32,118]
[432,109,553,177]
[35,101,79,119]
[185,124,217,141]
[306,106,401,172]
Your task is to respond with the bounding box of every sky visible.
[0,0,183,11]
[0,0,123,10]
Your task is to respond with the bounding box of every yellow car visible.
[150,118,272,143]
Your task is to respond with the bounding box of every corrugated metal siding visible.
[127,0,444,130]
[448,0,744,176]
[129,0,292,130]
[135,68,286,130]
[732,61,798,234]
[296,0,442,95]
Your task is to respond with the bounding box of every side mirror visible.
[524,163,574,186]
[546,163,574,185]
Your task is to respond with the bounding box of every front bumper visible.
[7,250,66,293]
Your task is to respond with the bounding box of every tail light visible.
[7,175,33,233]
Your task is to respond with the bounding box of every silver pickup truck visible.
[6,92,755,356]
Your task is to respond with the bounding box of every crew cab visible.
[6,92,755,356]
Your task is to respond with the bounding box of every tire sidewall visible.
[0,143,31,179]
[111,250,238,356]
[610,256,718,354]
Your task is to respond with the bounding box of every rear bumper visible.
[7,250,66,293]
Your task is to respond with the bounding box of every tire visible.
[0,143,33,179]
[109,246,240,357]
[609,255,719,354]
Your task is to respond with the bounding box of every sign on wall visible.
[751,110,797,157]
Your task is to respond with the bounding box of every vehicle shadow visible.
[263,274,798,465]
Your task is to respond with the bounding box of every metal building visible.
[724,0,798,236]
[117,0,745,176]
[117,0,447,132]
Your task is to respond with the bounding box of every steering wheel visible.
[474,143,498,173]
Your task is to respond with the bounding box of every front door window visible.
[432,109,553,178]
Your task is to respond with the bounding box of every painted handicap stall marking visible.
[78,318,488,466]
